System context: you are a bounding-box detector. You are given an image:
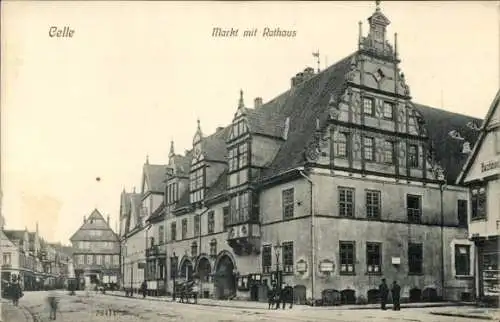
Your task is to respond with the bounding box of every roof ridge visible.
[413,102,482,120]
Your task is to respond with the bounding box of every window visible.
[363,97,374,116]
[194,215,200,237]
[496,131,500,155]
[408,144,419,167]
[113,255,119,265]
[366,242,382,274]
[105,255,111,265]
[339,241,355,274]
[181,219,187,239]
[383,102,394,120]
[383,141,394,164]
[363,137,375,161]
[96,255,102,265]
[407,195,422,223]
[471,186,487,220]
[191,241,198,257]
[455,245,471,276]
[457,200,468,227]
[336,132,349,158]
[2,253,11,265]
[159,261,165,280]
[86,255,93,265]
[190,167,205,203]
[228,143,249,172]
[170,222,177,241]
[366,190,381,219]
[207,211,215,234]
[282,188,294,219]
[167,182,178,204]
[230,192,251,225]
[223,207,229,231]
[282,242,294,274]
[339,187,355,217]
[158,225,164,244]
[262,245,272,274]
[209,239,217,256]
[229,119,248,140]
[408,243,423,274]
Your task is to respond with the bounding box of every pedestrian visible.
[47,290,59,320]
[391,281,401,311]
[379,278,389,310]
[140,280,147,299]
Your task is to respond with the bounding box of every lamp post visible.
[273,240,282,290]
[171,252,177,301]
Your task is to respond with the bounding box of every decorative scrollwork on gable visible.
[399,72,411,96]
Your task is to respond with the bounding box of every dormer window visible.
[228,119,248,141]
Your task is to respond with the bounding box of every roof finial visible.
[133,186,136,193]
[197,118,201,130]
[238,89,244,108]
[146,154,149,164]
[169,139,175,157]
[375,0,381,11]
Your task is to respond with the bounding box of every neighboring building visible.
[158,2,481,304]
[120,187,148,293]
[70,209,120,289]
[1,229,21,284]
[457,89,500,302]
[3,228,39,290]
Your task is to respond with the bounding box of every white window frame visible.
[450,239,474,278]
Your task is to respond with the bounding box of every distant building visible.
[69,209,120,289]
[457,90,500,302]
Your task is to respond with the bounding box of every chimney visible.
[254,97,263,108]
[107,215,110,225]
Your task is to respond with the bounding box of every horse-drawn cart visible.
[175,280,198,304]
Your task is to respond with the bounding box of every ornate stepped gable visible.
[166,3,482,216]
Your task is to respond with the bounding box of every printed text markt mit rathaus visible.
[212,27,297,38]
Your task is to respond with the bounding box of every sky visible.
[1,1,499,244]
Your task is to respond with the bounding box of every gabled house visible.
[69,209,120,289]
[457,89,500,302]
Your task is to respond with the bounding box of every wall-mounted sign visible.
[391,257,401,265]
[319,260,334,273]
[481,159,500,173]
[296,259,308,273]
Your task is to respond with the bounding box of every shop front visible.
[475,237,499,303]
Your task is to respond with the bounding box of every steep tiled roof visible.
[206,169,228,201]
[3,230,26,242]
[171,153,192,176]
[414,104,482,184]
[143,164,168,193]
[202,127,230,162]
[260,54,355,178]
[125,193,143,234]
[243,107,285,139]
[70,209,118,242]
[147,201,165,222]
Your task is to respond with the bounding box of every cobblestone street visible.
[2,291,498,322]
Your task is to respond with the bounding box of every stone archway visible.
[196,257,212,283]
[214,252,236,299]
[179,257,193,280]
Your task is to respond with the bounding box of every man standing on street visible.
[379,278,389,310]
[391,280,401,311]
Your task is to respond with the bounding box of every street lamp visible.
[171,252,178,301]
[273,239,282,289]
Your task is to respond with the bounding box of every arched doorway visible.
[197,257,211,283]
[214,253,236,300]
[179,259,193,281]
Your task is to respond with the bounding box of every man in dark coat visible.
[379,278,389,310]
[391,280,401,311]
[140,280,147,298]
[10,282,23,306]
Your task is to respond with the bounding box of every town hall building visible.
[120,2,483,304]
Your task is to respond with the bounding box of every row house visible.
[457,89,500,303]
[119,187,148,294]
[120,2,482,304]
[1,223,73,290]
[69,209,120,290]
